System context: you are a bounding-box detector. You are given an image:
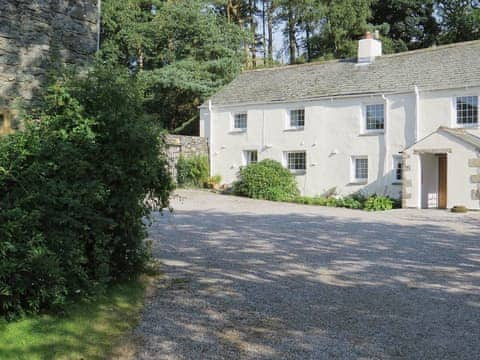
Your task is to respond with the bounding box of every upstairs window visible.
[289,109,305,128]
[352,157,368,182]
[286,151,306,171]
[456,96,478,127]
[365,103,385,131]
[233,113,247,130]
[243,150,258,166]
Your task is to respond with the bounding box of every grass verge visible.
[0,275,156,360]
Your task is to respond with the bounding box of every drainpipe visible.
[382,94,389,186]
[414,85,420,142]
[97,0,101,52]
[208,100,214,176]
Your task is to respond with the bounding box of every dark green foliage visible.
[101,0,245,133]
[176,155,210,187]
[371,0,440,50]
[233,159,299,201]
[436,0,480,44]
[291,193,396,211]
[0,66,173,318]
[364,195,394,211]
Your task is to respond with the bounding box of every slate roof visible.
[208,40,480,107]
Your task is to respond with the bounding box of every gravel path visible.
[135,190,480,360]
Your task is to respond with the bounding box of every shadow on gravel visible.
[138,208,480,359]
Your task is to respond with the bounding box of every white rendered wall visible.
[202,86,480,201]
[404,132,480,209]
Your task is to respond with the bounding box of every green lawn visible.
[0,277,151,360]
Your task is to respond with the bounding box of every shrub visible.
[205,174,222,189]
[0,65,173,319]
[176,155,209,187]
[234,159,299,201]
[364,195,394,211]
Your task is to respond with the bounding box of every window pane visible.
[394,157,402,181]
[287,152,306,170]
[290,109,305,128]
[366,104,384,130]
[456,96,478,125]
[245,151,257,165]
[234,113,247,129]
[355,158,368,180]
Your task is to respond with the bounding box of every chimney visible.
[357,31,382,64]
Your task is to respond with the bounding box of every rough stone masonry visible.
[0,0,98,129]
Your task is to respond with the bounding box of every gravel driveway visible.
[135,190,480,360]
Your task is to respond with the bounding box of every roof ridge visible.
[239,39,480,75]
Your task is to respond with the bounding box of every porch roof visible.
[403,127,480,153]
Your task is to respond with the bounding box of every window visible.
[456,96,478,126]
[365,103,385,131]
[352,157,368,182]
[289,109,305,128]
[243,150,258,166]
[286,151,306,171]
[233,113,247,130]
[393,156,402,182]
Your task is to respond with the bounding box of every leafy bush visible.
[291,193,396,211]
[205,174,222,189]
[0,65,173,319]
[364,195,394,211]
[234,159,299,201]
[176,155,209,187]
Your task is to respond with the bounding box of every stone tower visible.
[0,0,99,133]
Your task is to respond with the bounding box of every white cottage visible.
[200,35,480,210]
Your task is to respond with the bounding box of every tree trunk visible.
[249,0,257,68]
[267,1,274,65]
[306,23,311,62]
[288,4,296,64]
[262,0,267,66]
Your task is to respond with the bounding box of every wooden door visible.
[438,155,447,209]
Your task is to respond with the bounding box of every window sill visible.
[455,123,478,129]
[348,180,368,185]
[359,130,384,136]
[392,181,403,186]
[289,170,306,175]
[284,127,304,132]
[229,129,247,134]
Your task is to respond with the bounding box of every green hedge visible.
[0,65,173,319]
[233,159,299,201]
[176,155,209,187]
[291,194,397,211]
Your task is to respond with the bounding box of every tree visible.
[309,0,373,59]
[436,0,480,44]
[371,0,440,51]
[101,0,245,133]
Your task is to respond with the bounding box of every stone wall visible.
[0,0,98,109]
[164,135,209,181]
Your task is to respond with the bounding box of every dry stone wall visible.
[164,135,209,181]
[0,0,98,108]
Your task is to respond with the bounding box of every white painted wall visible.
[201,85,480,204]
[404,131,480,209]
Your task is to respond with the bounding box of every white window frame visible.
[242,150,258,166]
[283,151,307,173]
[361,102,385,134]
[392,155,403,184]
[453,95,478,128]
[231,112,248,132]
[351,156,368,183]
[286,109,305,130]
